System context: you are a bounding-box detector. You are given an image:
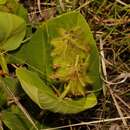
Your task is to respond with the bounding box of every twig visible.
[0,79,39,130]
[37,0,42,16]
[0,120,3,130]
[41,116,130,130]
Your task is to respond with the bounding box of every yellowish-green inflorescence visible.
[50,27,93,98]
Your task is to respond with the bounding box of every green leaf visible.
[16,4,28,21]
[1,105,42,130]
[10,11,101,114]
[8,27,52,79]
[24,26,52,78]
[45,11,102,91]
[9,11,101,90]
[1,112,32,130]
[0,0,28,21]
[16,67,97,114]
[0,0,6,5]
[0,11,26,51]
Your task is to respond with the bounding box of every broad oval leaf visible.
[11,11,101,114]
[45,11,102,91]
[9,11,101,91]
[16,68,97,114]
[0,11,26,51]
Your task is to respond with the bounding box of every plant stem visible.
[0,120,3,130]
[59,83,71,99]
[0,53,8,74]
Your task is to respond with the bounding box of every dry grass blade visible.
[101,18,130,26]
[59,0,65,12]
[114,94,130,110]
[99,37,107,95]
[99,37,129,128]
[109,123,121,130]
[37,0,42,16]
[0,120,3,130]
[100,39,129,85]
[41,117,130,130]
[108,86,128,127]
[116,0,130,7]
[101,73,128,85]
[76,0,93,10]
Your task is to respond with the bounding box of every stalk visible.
[0,53,8,74]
